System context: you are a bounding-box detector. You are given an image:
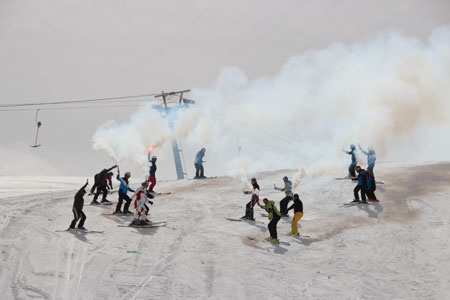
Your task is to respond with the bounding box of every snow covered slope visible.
[1,162,449,299]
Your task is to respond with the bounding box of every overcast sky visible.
[0,0,449,177]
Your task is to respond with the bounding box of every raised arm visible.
[358,144,369,155]
[106,165,118,173]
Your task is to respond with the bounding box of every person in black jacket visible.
[92,165,117,204]
[352,166,368,203]
[69,180,89,230]
[148,155,157,193]
[287,193,303,235]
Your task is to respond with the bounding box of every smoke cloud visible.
[93,25,450,185]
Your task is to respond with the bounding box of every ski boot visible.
[289,231,299,236]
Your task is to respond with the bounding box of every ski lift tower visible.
[153,90,194,179]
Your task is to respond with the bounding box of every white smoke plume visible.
[93,25,450,183]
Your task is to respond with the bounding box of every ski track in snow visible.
[1,162,450,299]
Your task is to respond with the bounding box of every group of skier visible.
[69,143,377,244]
[343,143,378,203]
[241,176,304,243]
[69,147,207,230]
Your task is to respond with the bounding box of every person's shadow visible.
[357,202,383,218]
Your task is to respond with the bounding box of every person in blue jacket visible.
[194,148,206,179]
[359,143,376,175]
[343,144,358,178]
[351,165,368,203]
[115,169,135,214]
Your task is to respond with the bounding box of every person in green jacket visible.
[259,198,281,242]
[69,180,89,230]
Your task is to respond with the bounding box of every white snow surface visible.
[1,162,450,300]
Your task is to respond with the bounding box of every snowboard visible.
[118,222,167,228]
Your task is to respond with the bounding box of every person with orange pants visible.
[287,193,303,236]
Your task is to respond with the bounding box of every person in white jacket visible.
[131,181,153,225]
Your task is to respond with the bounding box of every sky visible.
[0,0,449,179]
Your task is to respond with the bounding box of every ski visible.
[226,217,263,223]
[102,212,134,216]
[157,192,171,195]
[90,201,113,206]
[55,229,104,234]
[340,201,372,208]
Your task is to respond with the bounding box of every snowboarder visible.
[147,155,158,193]
[274,176,293,217]
[359,143,376,175]
[115,169,135,214]
[258,198,281,242]
[131,181,154,225]
[241,178,260,220]
[351,166,368,203]
[366,169,378,202]
[69,180,89,230]
[194,148,206,179]
[91,165,117,204]
[343,144,358,178]
[287,193,303,235]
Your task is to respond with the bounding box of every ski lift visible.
[30,109,42,148]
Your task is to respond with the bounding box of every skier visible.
[131,181,154,225]
[241,178,260,220]
[359,143,376,175]
[194,148,206,179]
[91,165,117,204]
[343,144,358,178]
[274,176,293,217]
[351,165,368,203]
[258,198,281,242]
[287,194,303,236]
[90,165,116,195]
[147,155,158,193]
[115,169,135,214]
[69,180,89,230]
[366,169,379,202]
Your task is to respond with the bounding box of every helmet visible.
[152,155,157,160]
[355,165,361,171]
[251,178,257,183]
[142,181,149,187]
[125,172,131,177]
[263,198,268,202]
[350,144,356,149]
[283,176,288,181]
